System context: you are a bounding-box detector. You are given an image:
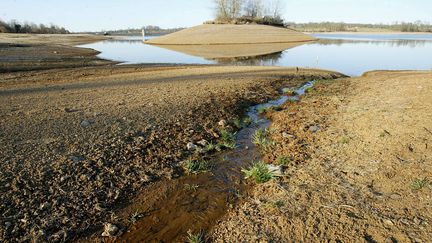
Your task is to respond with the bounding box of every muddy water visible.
[116,82,315,242]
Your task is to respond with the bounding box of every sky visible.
[1,0,431,32]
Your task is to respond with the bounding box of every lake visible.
[79,33,432,76]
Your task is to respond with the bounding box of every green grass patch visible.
[257,106,267,114]
[252,128,276,150]
[220,129,237,149]
[205,142,216,152]
[276,156,291,166]
[242,162,274,183]
[186,230,205,243]
[185,158,211,174]
[411,178,429,190]
[242,117,253,126]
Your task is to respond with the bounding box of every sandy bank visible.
[146,24,316,45]
[211,70,432,242]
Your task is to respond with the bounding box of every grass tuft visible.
[186,230,205,243]
[252,128,275,150]
[232,118,242,129]
[220,129,237,149]
[276,156,291,166]
[242,117,253,126]
[128,211,144,223]
[411,178,429,190]
[205,142,216,152]
[185,158,211,174]
[242,162,274,183]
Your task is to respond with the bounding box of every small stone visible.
[101,223,119,237]
[267,164,283,176]
[414,238,423,243]
[389,193,402,200]
[282,132,289,138]
[218,119,227,127]
[5,222,11,228]
[80,174,90,182]
[80,120,92,127]
[64,108,78,113]
[383,219,394,226]
[186,142,197,151]
[40,202,51,210]
[308,125,320,133]
[197,139,208,146]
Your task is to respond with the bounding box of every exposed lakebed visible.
[79,33,432,76]
[113,80,316,242]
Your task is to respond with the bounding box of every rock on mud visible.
[218,119,227,127]
[308,125,320,133]
[101,223,119,237]
[186,142,198,151]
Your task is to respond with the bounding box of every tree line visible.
[210,0,285,26]
[91,26,185,36]
[287,21,432,32]
[0,19,69,34]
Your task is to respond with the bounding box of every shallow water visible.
[79,34,432,76]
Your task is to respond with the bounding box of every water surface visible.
[80,34,432,76]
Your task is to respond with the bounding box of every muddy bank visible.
[0,34,114,72]
[0,65,343,242]
[211,70,432,242]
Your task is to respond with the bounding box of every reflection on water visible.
[79,34,432,76]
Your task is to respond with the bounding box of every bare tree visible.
[264,0,284,18]
[214,0,243,20]
[244,0,263,18]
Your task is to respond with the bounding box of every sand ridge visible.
[146,24,316,45]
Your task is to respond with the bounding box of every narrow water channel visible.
[116,81,315,242]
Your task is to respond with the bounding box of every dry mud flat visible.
[211,71,432,242]
[0,65,341,242]
[0,34,113,72]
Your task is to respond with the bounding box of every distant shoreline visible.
[306,31,432,35]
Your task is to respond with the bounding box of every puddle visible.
[115,81,315,242]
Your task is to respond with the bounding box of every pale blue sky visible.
[1,0,431,32]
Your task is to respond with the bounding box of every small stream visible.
[117,81,315,242]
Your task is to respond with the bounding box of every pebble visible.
[389,193,402,200]
[383,219,394,226]
[101,223,119,237]
[282,132,290,138]
[186,142,197,151]
[4,222,11,228]
[80,119,92,127]
[197,139,208,146]
[218,119,227,127]
[267,164,283,176]
[308,125,320,133]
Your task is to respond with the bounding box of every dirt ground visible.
[211,71,432,242]
[0,62,340,242]
[0,34,113,72]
